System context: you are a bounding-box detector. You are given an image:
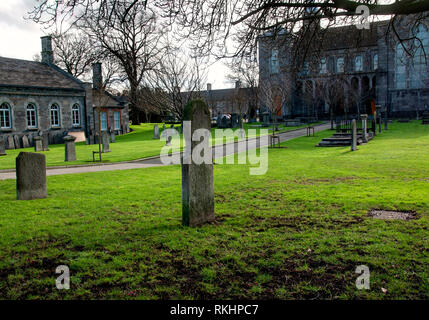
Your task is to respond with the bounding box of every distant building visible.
[258,15,429,120]
[0,36,129,149]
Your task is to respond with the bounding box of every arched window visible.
[396,43,407,89]
[355,55,363,71]
[72,104,80,126]
[373,54,378,70]
[26,104,37,128]
[410,24,428,88]
[0,103,11,129]
[50,104,60,127]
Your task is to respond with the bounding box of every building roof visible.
[0,57,84,90]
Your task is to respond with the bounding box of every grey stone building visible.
[0,36,129,150]
[258,15,429,120]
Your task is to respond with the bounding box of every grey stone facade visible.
[258,15,429,119]
[0,36,129,150]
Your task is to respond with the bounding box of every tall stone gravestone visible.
[110,131,116,143]
[7,136,15,150]
[182,100,215,227]
[153,125,160,139]
[102,132,111,153]
[34,136,43,152]
[22,135,30,149]
[361,114,368,143]
[64,135,77,162]
[42,132,49,151]
[0,138,6,156]
[16,152,47,200]
[351,119,357,151]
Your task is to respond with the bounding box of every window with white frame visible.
[410,24,428,88]
[0,103,11,129]
[320,58,327,74]
[100,111,108,131]
[396,43,407,89]
[336,57,344,73]
[72,104,80,126]
[355,55,363,71]
[114,111,121,130]
[373,54,378,70]
[26,104,37,128]
[270,48,279,74]
[50,104,60,127]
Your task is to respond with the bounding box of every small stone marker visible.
[110,131,116,143]
[361,114,368,143]
[16,152,47,200]
[64,135,77,162]
[153,125,160,139]
[34,136,43,152]
[351,119,357,151]
[14,135,21,149]
[22,135,30,149]
[102,132,111,153]
[0,138,6,156]
[42,132,49,151]
[181,99,215,227]
[7,136,15,149]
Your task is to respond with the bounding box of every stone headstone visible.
[181,100,215,227]
[110,131,116,143]
[7,136,15,150]
[64,135,77,162]
[42,132,49,151]
[16,152,47,200]
[162,123,166,131]
[14,135,21,149]
[351,119,357,151]
[34,136,43,152]
[361,114,368,143]
[153,125,160,139]
[22,135,30,149]
[0,138,6,156]
[102,132,111,153]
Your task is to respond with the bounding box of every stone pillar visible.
[102,132,111,153]
[42,132,49,151]
[351,119,357,151]
[34,136,43,152]
[181,100,215,227]
[64,135,77,162]
[16,152,47,200]
[360,114,368,143]
[153,125,160,139]
[376,105,382,133]
[0,138,6,156]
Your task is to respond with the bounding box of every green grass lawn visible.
[0,122,316,170]
[0,121,428,299]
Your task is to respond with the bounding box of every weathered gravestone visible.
[16,152,47,200]
[351,119,357,151]
[7,136,15,149]
[181,100,215,227]
[22,135,30,149]
[0,138,6,156]
[361,114,368,143]
[162,123,166,131]
[14,135,21,149]
[153,125,160,139]
[110,131,116,143]
[64,135,77,162]
[42,132,49,151]
[102,132,111,153]
[34,136,43,152]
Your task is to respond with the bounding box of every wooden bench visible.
[306,126,315,137]
[92,151,102,162]
[269,135,280,148]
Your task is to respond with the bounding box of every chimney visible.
[92,63,103,90]
[235,80,241,89]
[41,36,54,64]
[207,83,212,91]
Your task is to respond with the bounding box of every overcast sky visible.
[0,0,233,90]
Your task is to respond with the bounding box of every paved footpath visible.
[0,123,330,180]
